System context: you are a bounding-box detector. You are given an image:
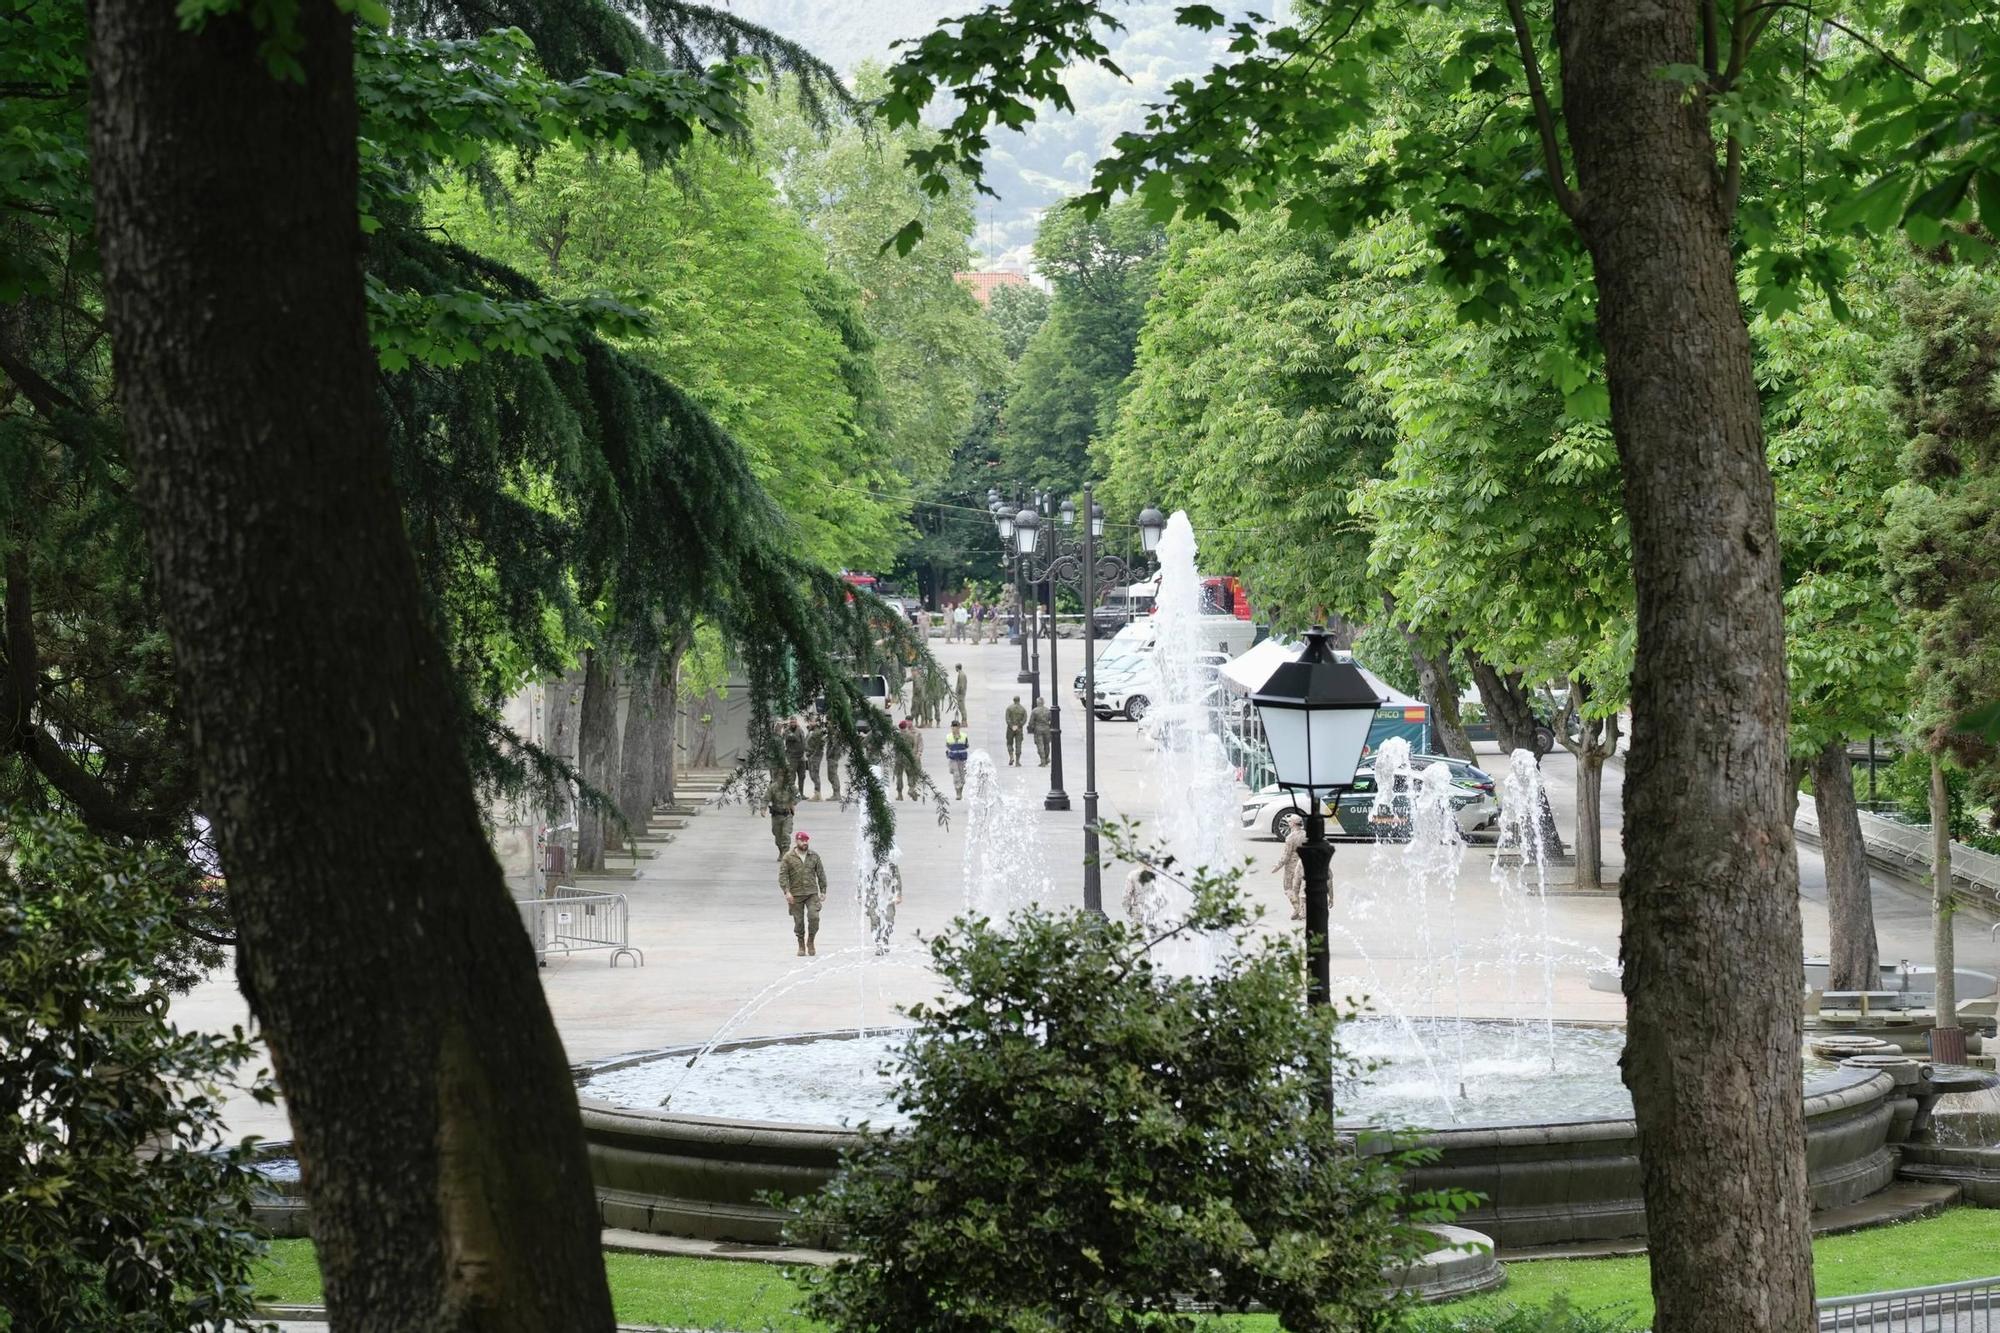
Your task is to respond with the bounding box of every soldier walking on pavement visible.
[1029,697,1052,766]
[911,673,931,730]
[783,719,808,796]
[953,663,969,722]
[780,831,828,956]
[1004,695,1027,766]
[944,720,970,799]
[804,717,828,800]
[893,718,925,800]
[768,765,799,857]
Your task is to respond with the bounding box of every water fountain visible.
[569,523,1914,1251]
[1129,514,1241,957]
[960,749,1049,922]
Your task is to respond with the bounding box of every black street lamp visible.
[989,495,1038,695]
[1076,492,1166,912]
[1015,489,1167,833]
[1247,627,1383,1008]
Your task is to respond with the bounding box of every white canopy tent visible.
[1216,637,1421,709]
[1216,637,1429,786]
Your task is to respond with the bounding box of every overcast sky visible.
[729,1,1241,270]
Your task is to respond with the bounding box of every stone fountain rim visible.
[572,1023,1881,1139]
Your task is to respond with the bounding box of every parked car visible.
[1091,652,1228,722]
[1238,756,1499,841]
[1075,624,1156,699]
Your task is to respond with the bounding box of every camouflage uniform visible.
[779,842,828,955]
[768,768,798,857]
[783,723,808,795]
[911,676,932,730]
[893,724,925,800]
[804,721,828,798]
[952,666,969,723]
[1004,698,1027,766]
[1029,700,1051,766]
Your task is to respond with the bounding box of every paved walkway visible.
[172,637,1997,1145]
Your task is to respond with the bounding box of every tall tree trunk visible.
[1573,739,1606,891]
[1932,755,1957,1035]
[86,4,613,1327]
[1467,651,1567,854]
[1557,4,1813,1328]
[1552,688,1619,890]
[1386,596,1472,760]
[549,665,587,833]
[576,648,617,872]
[652,634,689,809]
[1408,637,1473,761]
[1810,740,1878,992]
[1463,650,1542,756]
[617,668,655,836]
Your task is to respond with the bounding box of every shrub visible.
[790,839,1465,1331]
[1401,1295,1639,1332]
[0,813,271,1331]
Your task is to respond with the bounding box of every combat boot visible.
[806,934,817,957]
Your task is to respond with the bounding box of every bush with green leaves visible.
[1400,1296,1638,1333]
[789,840,1465,1332]
[0,812,270,1331]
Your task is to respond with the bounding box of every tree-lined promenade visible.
[3,1,1999,1330]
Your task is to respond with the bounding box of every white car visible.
[1237,757,1500,840]
[1093,651,1231,722]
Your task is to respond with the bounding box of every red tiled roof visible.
[955,270,1030,305]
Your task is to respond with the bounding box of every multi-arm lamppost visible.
[988,490,1039,700]
[1247,627,1383,1008]
[1014,491,1167,863]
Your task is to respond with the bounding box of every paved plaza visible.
[174,637,1995,1143]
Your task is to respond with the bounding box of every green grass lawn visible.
[252,1208,2000,1330]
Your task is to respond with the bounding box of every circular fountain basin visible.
[575,1023,1904,1250]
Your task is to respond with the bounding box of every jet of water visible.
[960,750,1050,923]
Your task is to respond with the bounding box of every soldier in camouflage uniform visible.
[767,765,798,858]
[910,673,932,730]
[783,719,808,794]
[893,718,925,800]
[1029,698,1052,766]
[1004,695,1027,766]
[953,663,969,722]
[779,831,828,956]
[803,717,829,799]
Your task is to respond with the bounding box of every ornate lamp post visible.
[1015,489,1167,846]
[1077,494,1165,912]
[1247,628,1383,1007]
[988,493,1037,693]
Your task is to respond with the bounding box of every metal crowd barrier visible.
[515,887,642,967]
[1818,1276,2000,1330]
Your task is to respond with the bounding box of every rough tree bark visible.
[1556,2,1814,1328]
[548,665,587,836]
[1810,739,1878,992]
[1463,650,1543,757]
[1464,649,1567,855]
[576,648,618,871]
[1386,597,1472,761]
[617,667,656,836]
[651,634,689,810]
[86,3,615,1327]
[1551,683,1620,892]
[1932,755,1958,1038]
